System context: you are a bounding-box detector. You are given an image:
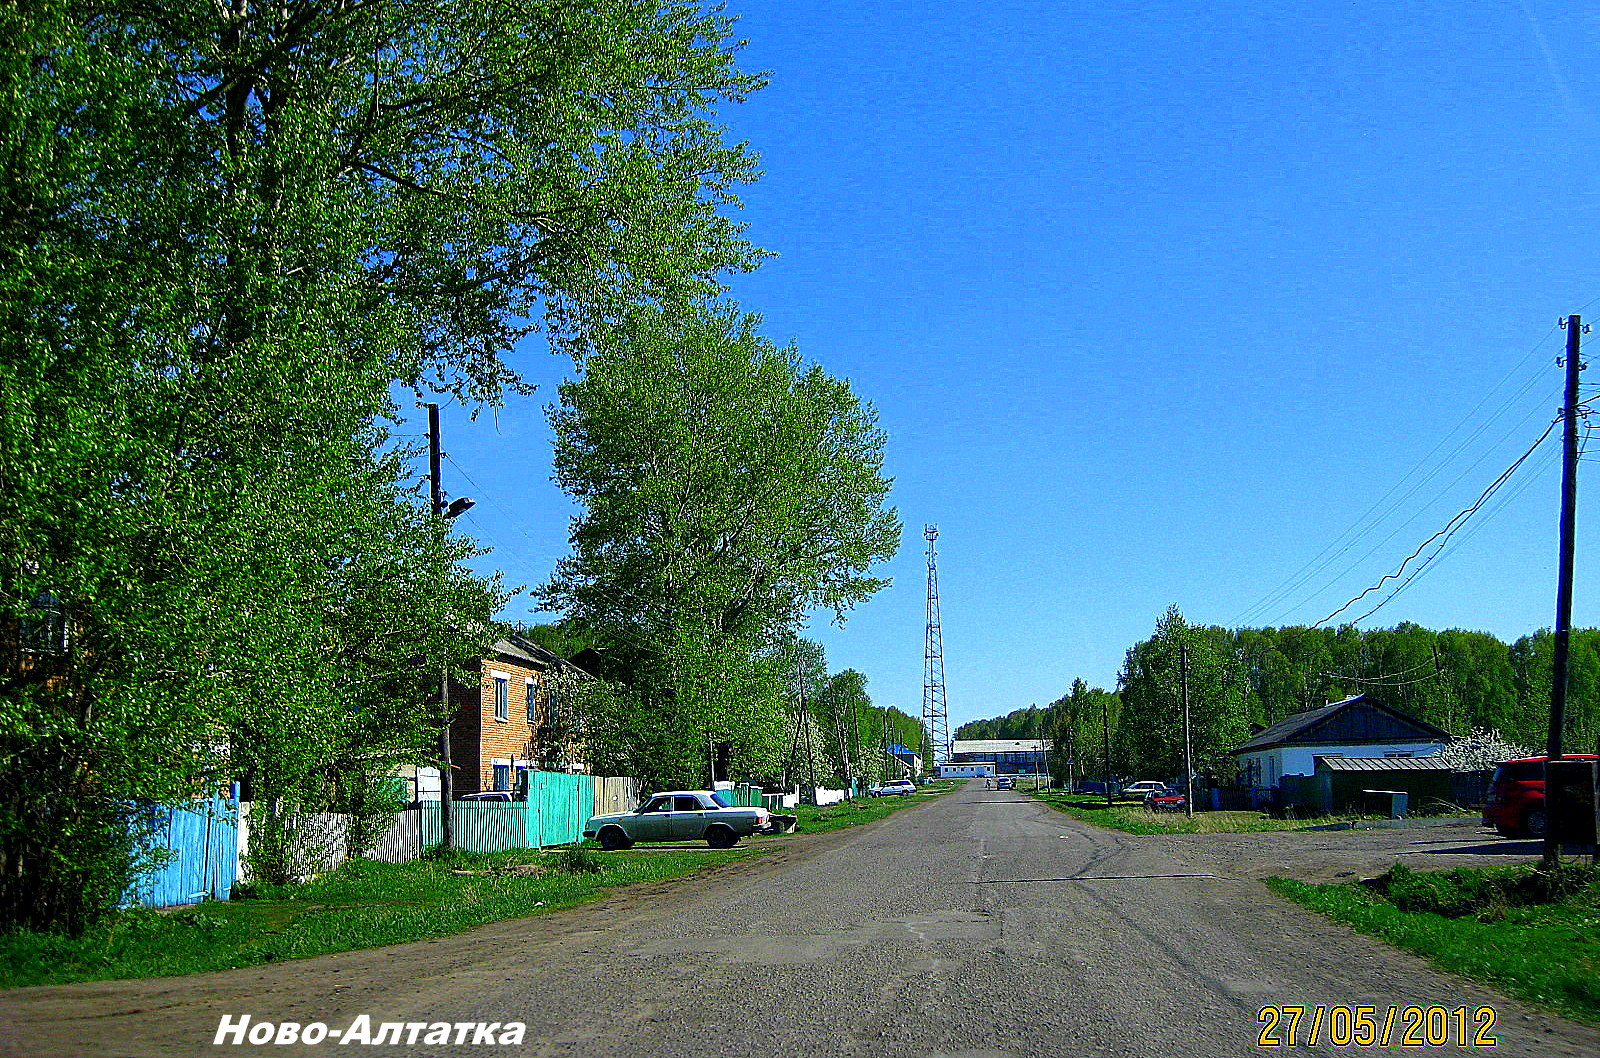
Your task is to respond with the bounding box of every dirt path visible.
[1,786,1592,1057]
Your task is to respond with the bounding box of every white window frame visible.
[490,670,510,722]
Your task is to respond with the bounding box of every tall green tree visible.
[2,0,765,932]
[541,303,900,788]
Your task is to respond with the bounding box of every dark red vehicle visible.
[1145,787,1187,813]
[1481,754,1600,837]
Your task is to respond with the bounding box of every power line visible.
[1233,326,1561,627]
[1311,417,1559,629]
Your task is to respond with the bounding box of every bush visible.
[1369,862,1597,918]
[554,846,604,874]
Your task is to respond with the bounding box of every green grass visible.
[1269,864,1600,1026]
[786,781,956,834]
[1029,792,1337,834]
[0,845,755,990]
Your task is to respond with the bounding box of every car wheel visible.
[598,825,632,851]
[704,824,739,848]
[1525,809,1549,839]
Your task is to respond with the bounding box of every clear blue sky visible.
[411,1,1600,733]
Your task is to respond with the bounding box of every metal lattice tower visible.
[922,525,951,768]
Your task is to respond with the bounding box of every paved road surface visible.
[2,782,1595,1057]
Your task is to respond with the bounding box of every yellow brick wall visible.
[447,655,570,794]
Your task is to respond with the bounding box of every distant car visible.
[583,790,773,849]
[1072,781,1109,796]
[870,779,917,796]
[1482,754,1600,838]
[1118,780,1166,802]
[458,791,514,802]
[1145,787,1187,812]
[995,777,1015,790]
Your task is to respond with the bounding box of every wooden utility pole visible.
[1546,315,1586,866]
[428,403,455,851]
[1103,691,1113,806]
[1180,643,1195,819]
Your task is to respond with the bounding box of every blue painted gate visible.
[127,790,239,908]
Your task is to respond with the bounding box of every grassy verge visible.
[0,845,754,990]
[1269,863,1600,1026]
[787,781,957,834]
[1029,791,1341,834]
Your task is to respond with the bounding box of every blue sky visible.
[411,1,1600,732]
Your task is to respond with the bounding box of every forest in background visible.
[955,611,1600,783]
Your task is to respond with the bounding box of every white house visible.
[1230,694,1450,788]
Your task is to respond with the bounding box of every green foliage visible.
[1272,868,1600,1025]
[1,0,766,935]
[970,615,1600,784]
[0,846,758,988]
[554,845,606,875]
[1117,606,1250,780]
[541,303,900,790]
[1369,862,1597,919]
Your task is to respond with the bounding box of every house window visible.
[493,676,508,721]
[19,590,68,653]
[526,680,537,723]
[492,764,510,791]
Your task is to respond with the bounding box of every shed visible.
[1281,755,1455,815]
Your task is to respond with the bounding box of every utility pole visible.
[1180,643,1195,819]
[427,403,455,851]
[1546,314,1586,867]
[1103,689,1113,807]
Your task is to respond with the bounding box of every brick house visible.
[445,633,590,797]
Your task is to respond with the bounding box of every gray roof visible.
[1231,694,1450,754]
[1315,755,1449,773]
[492,633,585,675]
[950,739,1050,756]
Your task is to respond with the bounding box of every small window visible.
[19,591,68,653]
[493,677,508,721]
[644,796,673,813]
[492,764,511,791]
[674,795,702,811]
[525,681,537,723]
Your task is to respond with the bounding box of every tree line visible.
[959,607,1600,785]
[3,2,897,936]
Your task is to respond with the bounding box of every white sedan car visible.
[869,779,917,796]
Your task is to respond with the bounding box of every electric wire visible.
[1232,325,1561,627]
[1264,393,1560,626]
[1311,416,1560,629]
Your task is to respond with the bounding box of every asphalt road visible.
[2,782,1595,1057]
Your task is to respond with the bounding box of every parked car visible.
[1072,781,1109,796]
[458,791,514,802]
[583,790,773,850]
[1144,787,1187,812]
[1117,780,1167,802]
[1482,754,1600,838]
[995,777,1015,790]
[869,779,917,796]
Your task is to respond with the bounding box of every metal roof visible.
[1231,693,1451,754]
[950,739,1050,755]
[1315,755,1449,773]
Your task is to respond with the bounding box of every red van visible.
[1481,754,1600,837]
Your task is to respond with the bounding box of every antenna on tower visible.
[923,525,951,770]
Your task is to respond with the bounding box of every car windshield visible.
[708,791,731,808]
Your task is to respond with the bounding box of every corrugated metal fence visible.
[131,772,642,903]
[383,771,640,858]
